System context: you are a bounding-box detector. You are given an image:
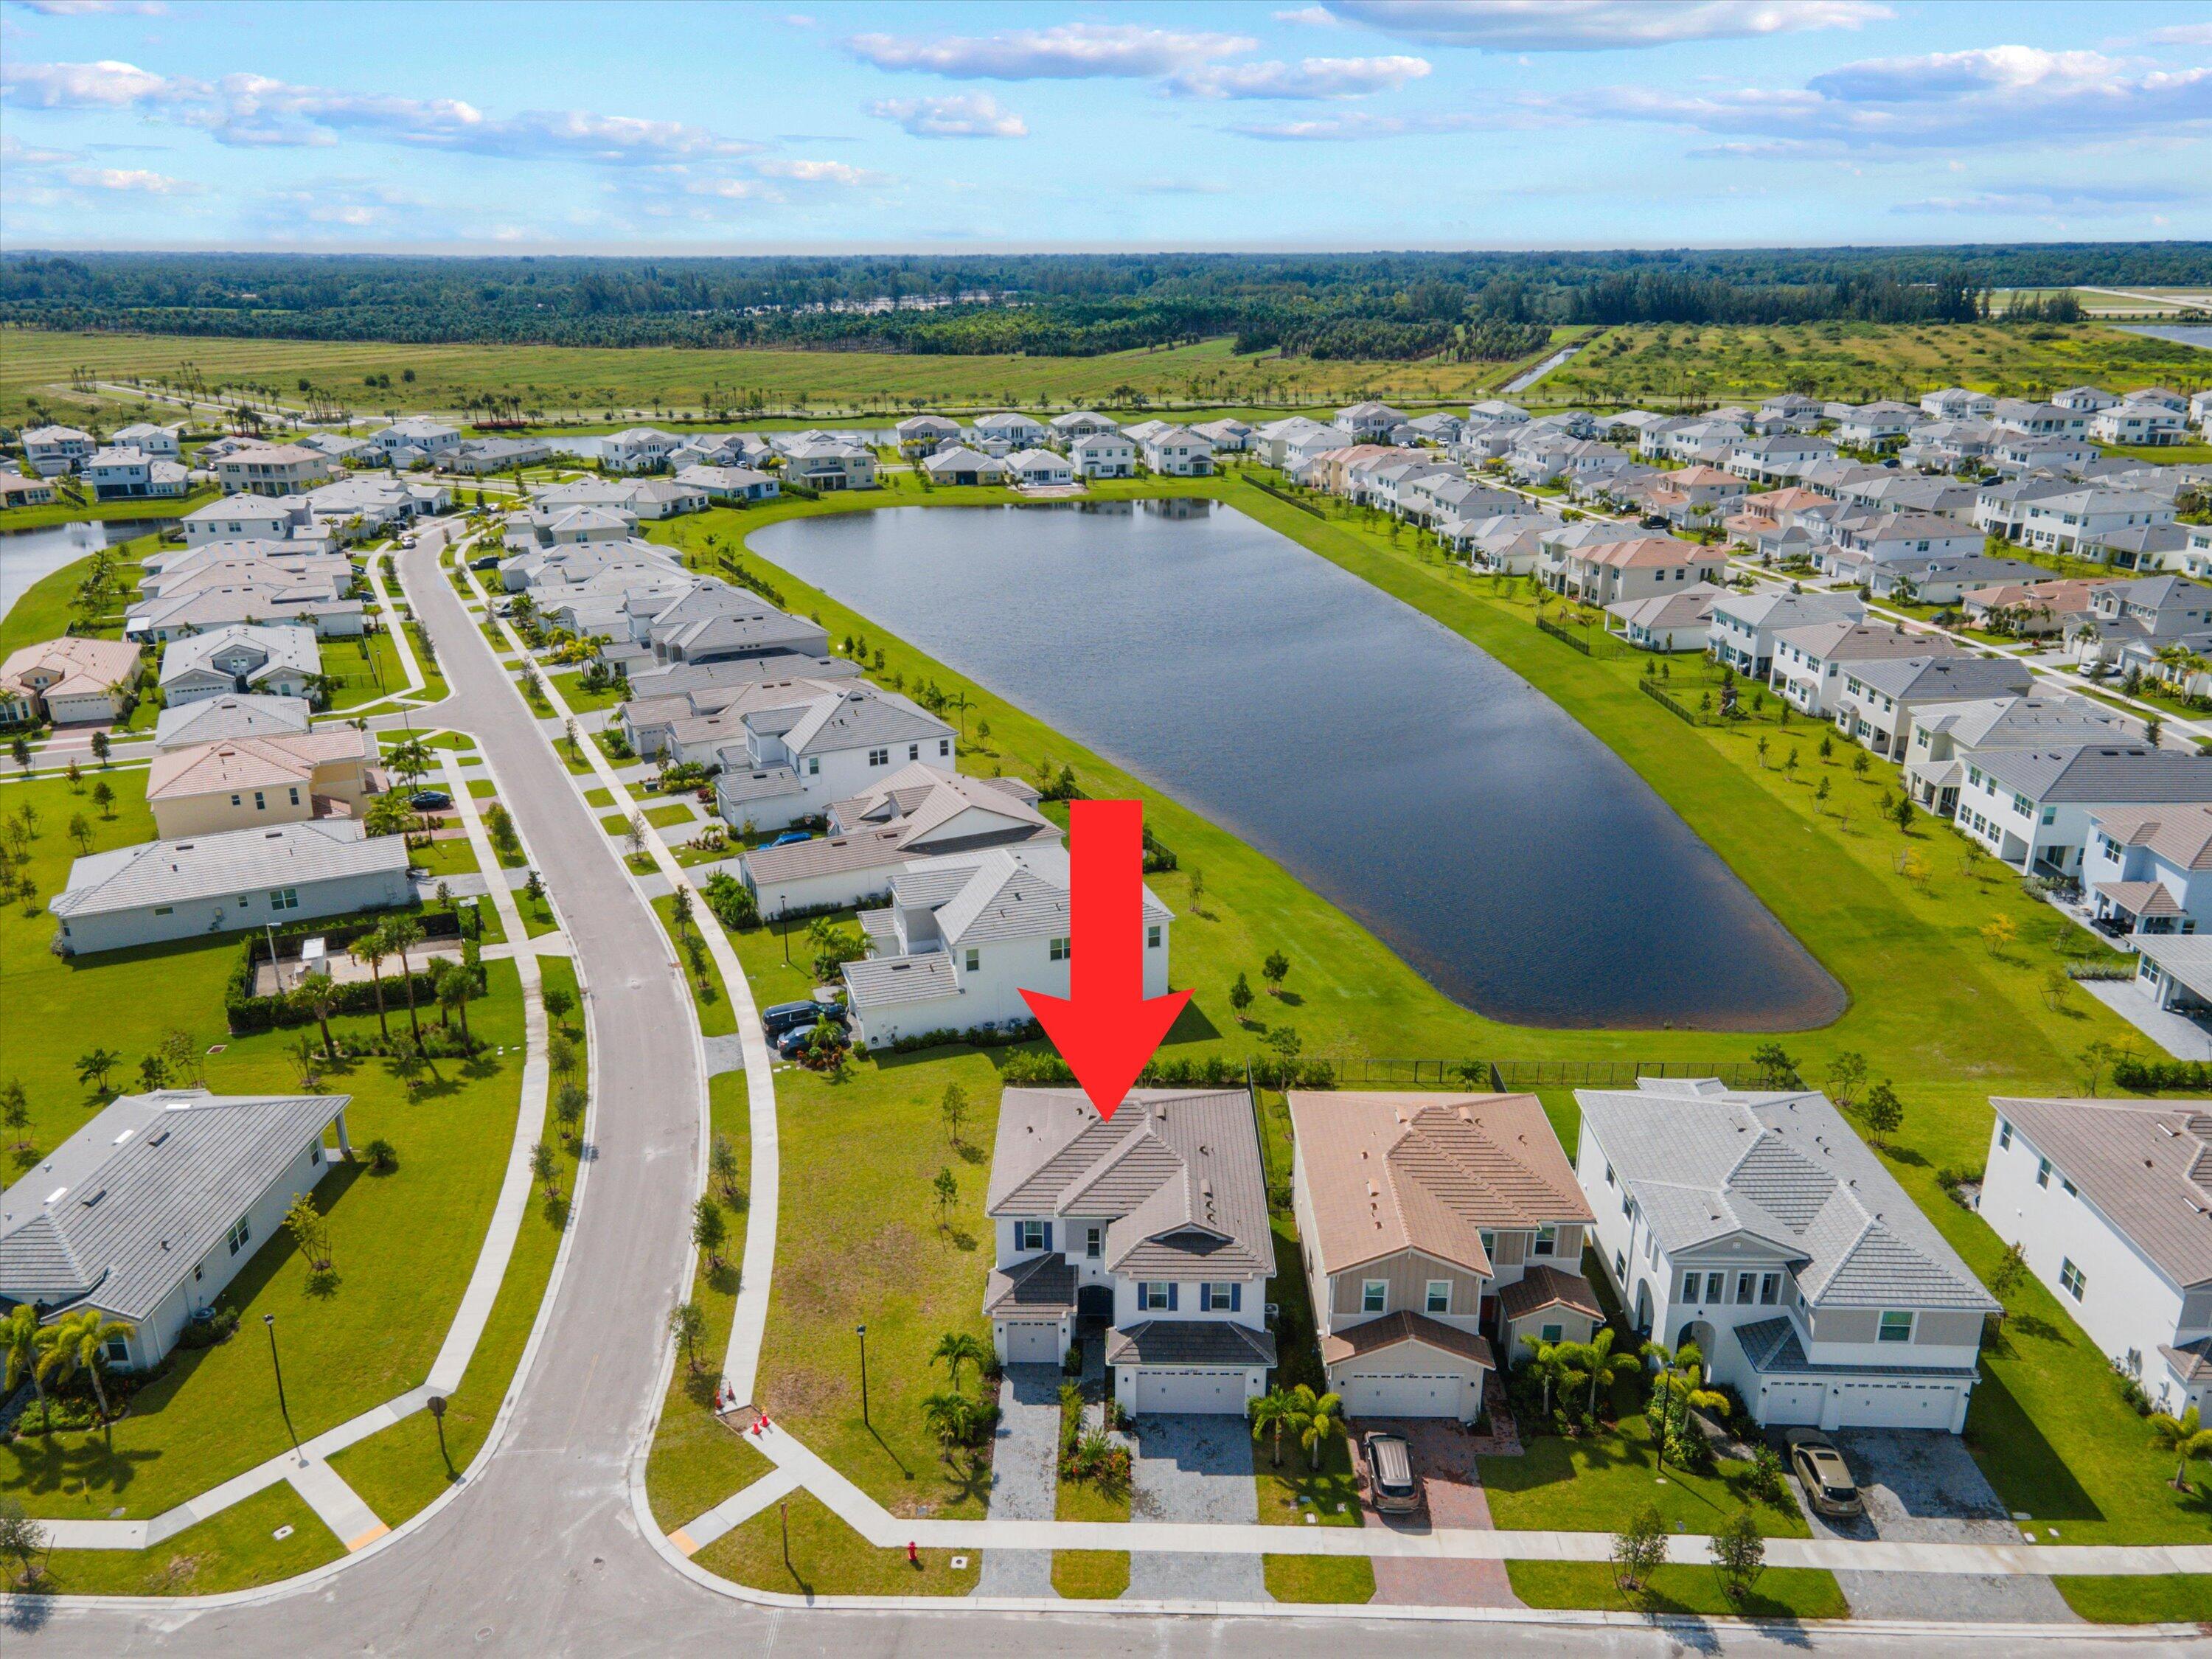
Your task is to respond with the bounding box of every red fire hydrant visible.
[907,1540,919,1568]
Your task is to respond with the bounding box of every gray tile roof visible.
[1733,1316,1979,1378]
[988,1090,1273,1278]
[1105,1319,1276,1368]
[1851,655,2033,703]
[984,1253,1077,1315]
[840,950,959,1007]
[1975,745,2212,805]
[1990,1098,2212,1290]
[0,1090,347,1320]
[1577,1082,1997,1314]
[52,820,410,921]
[151,694,312,751]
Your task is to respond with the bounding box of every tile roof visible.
[984,1253,1077,1315]
[1318,1309,1493,1370]
[1734,1315,1979,1379]
[1975,745,2212,805]
[989,1090,1272,1278]
[1578,1082,1997,1314]
[839,950,959,1007]
[0,1090,348,1320]
[51,819,408,920]
[1991,1098,2212,1290]
[2090,804,2212,872]
[146,727,378,801]
[1497,1264,1602,1323]
[1105,1320,1277,1368]
[1,636,141,703]
[151,694,313,751]
[1287,1093,1591,1279]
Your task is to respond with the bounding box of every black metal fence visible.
[1298,1057,1773,1092]
[1639,675,1713,725]
[1250,477,1326,518]
[1536,614,1622,658]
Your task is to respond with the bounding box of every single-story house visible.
[0,636,142,727]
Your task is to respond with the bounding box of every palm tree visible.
[2150,1405,2212,1492]
[1288,1383,1347,1472]
[1,1306,45,1412]
[931,1331,989,1395]
[919,1390,975,1455]
[299,970,342,1061]
[1576,1326,1642,1420]
[384,917,425,1051]
[40,1310,133,1434]
[349,927,392,1040]
[1641,1338,1727,1473]
[1518,1334,1587,1419]
[1248,1387,1297,1469]
[436,959,473,1044]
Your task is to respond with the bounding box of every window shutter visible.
[1230,1283,1242,1312]
[1042,1222,1053,1253]
[1167,1282,1179,1312]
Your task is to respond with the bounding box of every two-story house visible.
[212,443,336,498]
[23,424,97,476]
[1768,620,1958,719]
[1904,693,2133,818]
[2084,804,2212,938]
[1287,1091,1595,1421]
[1579,1079,1998,1431]
[1958,745,2212,876]
[1069,431,1136,479]
[372,420,462,462]
[975,411,1048,449]
[1705,589,1864,679]
[841,844,1170,1046]
[1138,426,1214,478]
[1829,654,2033,760]
[1983,1098,2212,1416]
[984,1088,1276,1415]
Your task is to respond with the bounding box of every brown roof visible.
[1497,1264,1602,1323]
[2093,879,2184,918]
[1587,535,1724,571]
[1287,1092,1592,1279]
[1318,1310,1494,1371]
[2163,1336,2212,1383]
[1,636,141,701]
[146,728,378,801]
[1992,1098,2212,1290]
[2090,805,2212,874]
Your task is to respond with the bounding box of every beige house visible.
[1287,1091,1598,1421]
[213,443,337,497]
[0,636,142,727]
[145,728,385,838]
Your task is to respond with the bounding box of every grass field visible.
[692,1487,975,1597]
[1506,1561,1851,1620]
[2056,1573,2212,1624]
[1544,320,2211,408]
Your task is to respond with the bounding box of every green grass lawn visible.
[405,833,481,880]
[1506,1561,1851,1620]
[546,669,627,714]
[654,895,737,1037]
[647,1071,773,1534]
[515,884,562,939]
[2056,1573,2212,1624]
[31,1481,344,1597]
[0,487,219,533]
[583,786,615,809]
[321,629,415,712]
[1263,1553,1377,1604]
[1051,1549,1130,1599]
[325,957,585,1527]
[693,1487,976,1596]
[467,777,498,798]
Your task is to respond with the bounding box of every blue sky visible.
[2,0,2208,251]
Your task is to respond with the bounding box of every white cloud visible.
[847,22,1254,80]
[754,157,883,186]
[1232,105,1551,139]
[1321,0,1888,52]
[2150,22,2212,46]
[867,92,1028,139]
[1891,183,2202,216]
[0,58,759,164]
[66,163,193,192]
[1171,55,1430,100]
[1272,6,1340,24]
[10,1,167,15]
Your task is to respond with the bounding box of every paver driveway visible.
[1127,1413,1269,1601]
[1354,1419,1524,1607]
[1796,1429,2079,1623]
[975,1364,1062,1598]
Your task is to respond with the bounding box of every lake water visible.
[2117,325,2212,350]
[748,501,1844,1031]
[0,518,175,625]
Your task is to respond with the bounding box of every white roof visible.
[52,819,408,921]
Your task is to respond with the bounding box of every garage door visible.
[1837,1381,1961,1429]
[1132,1368,1243,1414]
[1339,1373,1467,1419]
[1002,1321,1059,1365]
[1761,1381,1824,1426]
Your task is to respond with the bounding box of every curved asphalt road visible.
[10,526,2153,1658]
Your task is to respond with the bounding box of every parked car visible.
[408,790,453,810]
[767,830,811,848]
[1789,1436,1863,1518]
[762,1000,842,1041]
[1362,1431,1420,1514]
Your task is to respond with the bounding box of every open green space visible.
[646,1071,771,1534]
[1262,1554,1377,1603]
[0,529,161,657]
[2056,1573,2212,1624]
[0,486,218,533]
[1050,1550,1130,1599]
[0,772,532,1523]
[693,1488,975,1597]
[321,628,416,712]
[546,669,627,714]
[31,1481,344,1597]
[653,894,737,1037]
[1506,1561,1852,1619]
[404,833,480,880]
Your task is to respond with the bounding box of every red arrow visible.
[1022,799,1191,1122]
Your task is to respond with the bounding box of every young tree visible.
[1290,1382,1346,1471]
[2079,1038,2120,1094]
[1610,1505,1668,1602]
[939,1082,968,1145]
[691,1193,728,1267]
[1750,1043,1799,1089]
[1709,1510,1767,1604]
[1980,914,2017,954]
[556,1080,587,1142]
[1988,1240,2028,1304]
[91,729,111,765]
[75,1047,120,1096]
[137,1053,169,1092]
[436,959,475,1044]
[931,1331,987,1394]
[709,1130,740,1203]
[64,757,81,793]
[0,1079,28,1152]
[669,1299,708,1374]
[2149,1405,2212,1492]
[1187,865,1204,914]
[385,916,426,1051]
[284,1192,332,1272]
[1823,1051,1868,1109]
[8,738,28,776]
[542,983,575,1028]
[549,1032,578,1084]
[932,1166,959,1232]
[1893,793,1914,832]
[1851,750,1870,779]
[670,883,693,936]
[1262,949,1290,997]
[300,970,342,1060]
[1228,971,1255,1025]
[1860,1080,1904,1147]
[0,1496,48,1590]
[532,1139,562,1200]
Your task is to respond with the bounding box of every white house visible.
[1006,448,1074,487]
[1138,426,1214,478]
[1606,589,1715,653]
[701,680,955,829]
[1047,411,1119,445]
[1983,1099,2212,1416]
[1289,1091,1595,1421]
[920,446,1011,487]
[212,444,336,497]
[158,625,321,706]
[49,818,413,955]
[1920,388,1997,420]
[2053,386,2119,414]
[1579,1079,1997,1432]
[181,495,311,548]
[372,420,462,461]
[83,447,189,502]
[1826,654,2034,760]
[1956,745,2212,877]
[22,425,95,476]
[985,1088,1276,1416]
[152,692,313,752]
[1069,431,1135,479]
[895,414,961,456]
[2092,405,2189,448]
[1335,401,1408,439]
[1707,589,1865,680]
[783,441,877,492]
[841,844,1171,1046]
[2084,804,2212,939]
[1902,693,2133,818]
[1768,620,1960,718]
[0,1090,354,1371]
[2019,489,2176,557]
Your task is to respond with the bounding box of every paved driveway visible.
[1354,1419,1523,1607]
[1795,1429,2078,1623]
[973,1364,1062,1598]
[1128,1414,1268,1601]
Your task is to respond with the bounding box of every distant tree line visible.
[1,244,2201,361]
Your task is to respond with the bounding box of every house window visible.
[939,740,950,757]
[1361,1279,1388,1314]
[1146,924,1161,950]
[1614,1249,1627,1280]
[1760,1273,1781,1305]
[1048,936,1071,962]
[1736,1273,1756,1304]
[1878,1310,1914,1343]
[270,888,299,911]
[1998,1120,2012,1150]
[1540,1323,1563,1344]
[288,787,300,806]
[231,793,242,807]
[2062,1176,2077,1197]
[153,906,173,917]
[806,757,819,776]
[1016,1220,1047,1251]
[1200,1282,1239,1312]
[1705,1272,1726,1303]
[2060,1259,2086,1300]
[1425,1280,1451,1315]
[1478,1229,1495,1258]
[964,947,980,973]
[1085,1225,1102,1260]
[868,748,888,768]
[2036,1157,2052,1188]
[1603,1163,1614,1187]
[1534,1225,1557,1257]
[105,1335,128,1363]
[254,791,266,810]
[226,1215,251,1256]
[1139,1282,1173,1311]
[1682,1271,1702,1301]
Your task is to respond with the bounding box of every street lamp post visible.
[264,1314,301,1462]
[428,1394,451,1478]
[856,1322,870,1428]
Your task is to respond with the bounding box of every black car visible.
[762,999,842,1040]
[409,790,453,811]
